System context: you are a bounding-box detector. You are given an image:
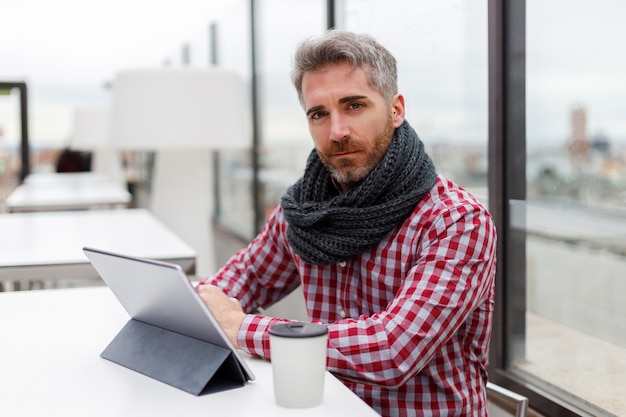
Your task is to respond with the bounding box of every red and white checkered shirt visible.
[199,175,497,416]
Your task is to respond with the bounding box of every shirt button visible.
[339,261,347,268]
[339,309,347,318]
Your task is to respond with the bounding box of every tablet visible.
[83,246,255,382]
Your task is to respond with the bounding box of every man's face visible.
[301,61,405,191]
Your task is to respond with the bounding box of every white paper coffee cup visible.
[269,322,328,408]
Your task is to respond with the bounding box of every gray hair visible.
[291,29,398,107]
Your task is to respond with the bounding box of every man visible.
[198,29,497,417]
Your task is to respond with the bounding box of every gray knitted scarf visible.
[280,120,437,265]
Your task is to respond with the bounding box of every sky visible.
[1,0,625,148]
[526,0,626,147]
[1,0,231,82]
[0,0,234,145]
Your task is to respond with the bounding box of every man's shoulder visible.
[428,175,488,209]
[407,175,492,225]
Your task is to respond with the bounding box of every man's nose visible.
[329,113,350,142]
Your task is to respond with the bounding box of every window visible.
[211,0,256,238]
[254,0,326,227]
[213,0,326,238]
[338,0,489,197]
[514,2,626,415]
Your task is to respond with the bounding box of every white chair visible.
[487,381,529,417]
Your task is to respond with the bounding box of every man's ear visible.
[391,93,405,127]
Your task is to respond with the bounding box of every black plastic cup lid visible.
[268,322,328,338]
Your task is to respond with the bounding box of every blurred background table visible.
[5,172,132,212]
[0,208,196,290]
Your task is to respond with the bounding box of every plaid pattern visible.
[199,175,497,416]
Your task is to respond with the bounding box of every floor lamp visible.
[71,105,125,186]
[109,69,247,277]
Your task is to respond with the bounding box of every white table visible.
[22,171,114,185]
[0,209,196,289]
[0,287,380,417]
[5,172,132,212]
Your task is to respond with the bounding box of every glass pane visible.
[212,0,256,238]
[253,0,326,230]
[521,1,626,415]
[214,0,326,238]
[338,0,489,199]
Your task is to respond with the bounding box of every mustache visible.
[326,139,363,154]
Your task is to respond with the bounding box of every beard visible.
[317,114,396,188]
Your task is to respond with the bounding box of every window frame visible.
[0,82,29,182]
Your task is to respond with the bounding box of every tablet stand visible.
[101,319,246,395]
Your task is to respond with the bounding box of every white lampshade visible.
[109,69,246,150]
[71,105,110,149]
[108,68,248,277]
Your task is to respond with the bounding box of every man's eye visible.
[349,102,363,110]
[311,111,326,120]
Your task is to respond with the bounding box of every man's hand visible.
[198,285,245,349]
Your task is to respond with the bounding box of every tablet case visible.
[101,319,246,395]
